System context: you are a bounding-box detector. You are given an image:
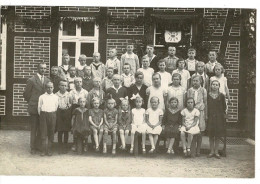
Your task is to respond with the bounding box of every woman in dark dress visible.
[162,97,182,154]
[207,80,227,159]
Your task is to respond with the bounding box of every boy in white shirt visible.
[38,82,59,156]
[121,63,135,88]
[137,56,154,87]
[106,48,121,74]
[90,52,106,80]
[157,59,172,90]
[185,48,198,76]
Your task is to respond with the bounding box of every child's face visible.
[146,46,154,55]
[211,81,220,91]
[169,99,178,109]
[69,67,76,76]
[109,49,116,58]
[62,56,70,65]
[46,83,54,94]
[214,66,222,76]
[107,100,115,109]
[84,68,92,76]
[123,65,130,74]
[172,76,181,86]
[93,54,100,62]
[79,58,86,66]
[188,51,196,59]
[152,74,161,87]
[151,98,159,109]
[113,77,121,87]
[209,52,217,62]
[135,98,142,108]
[51,68,58,76]
[135,74,143,85]
[93,79,101,88]
[178,60,185,69]
[79,99,86,108]
[142,59,149,68]
[187,99,194,109]
[126,45,134,53]
[121,102,129,111]
[93,101,100,109]
[192,78,201,88]
[106,69,114,78]
[74,79,82,89]
[197,64,204,74]
[59,81,68,93]
[158,62,166,72]
[168,47,176,56]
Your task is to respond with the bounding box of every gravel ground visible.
[0,130,255,177]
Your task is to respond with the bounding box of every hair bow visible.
[119,96,129,102]
[130,93,141,100]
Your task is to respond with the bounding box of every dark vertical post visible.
[98,7,107,63]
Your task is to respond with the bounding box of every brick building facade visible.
[0,6,249,133]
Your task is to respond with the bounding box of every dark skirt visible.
[163,124,180,138]
[207,113,225,137]
[56,108,71,131]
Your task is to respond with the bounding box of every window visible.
[58,18,99,67]
[0,20,7,90]
[153,21,192,47]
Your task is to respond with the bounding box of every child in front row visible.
[180,98,200,157]
[146,96,163,153]
[103,98,118,154]
[89,98,104,152]
[118,98,132,151]
[130,95,147,154]
[121,63,135,88]
[71,97,90,154]
[137,56,154,87]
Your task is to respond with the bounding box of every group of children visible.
[38,44,229,159]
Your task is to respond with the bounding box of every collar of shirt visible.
[192,87,201,92]
[187,59,196,63]
[145,54,156,61]
[72,88,86,95]
[61,65,69,70]
[166,56,178,59]
[112,85,122,92]
[121,110,128,113]
[44,92,54,96]
[122,73,132,78]
[37,73,43,79]
[83,75,91,80]
[56,91,69,97]
[77,65,86,70]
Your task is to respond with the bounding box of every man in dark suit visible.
[23,63,51,154]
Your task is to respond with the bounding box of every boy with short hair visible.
[38,82,59,156]
[164,46,179,74]
[185,48,198,76]
[121,44,139,74]
[76,54,87,78]
[106,74,128,108]
[51,66,64,93]
[101,67,114,93]
[90,52,106,80]
[144,45,159,72]
[137,56,154,87]
[121,63,135,88]
[106,48,121,74]
[82,66,94,92]
[60,54,72,77]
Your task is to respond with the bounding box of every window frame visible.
[0,22,7,90]
[58,19,99,67]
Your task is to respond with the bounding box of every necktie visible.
[41,76,44,85]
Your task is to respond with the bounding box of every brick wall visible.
[203,8,228,36]
[107,7,144,35]
[0,95,6,116]
[13,84,29,116]
[106,39,142,60]
[225,41,240,84]
[227,89,238,122]
[153,8,195,12]
[229,9,241,36]
[59,6,100,12]
[15,6,51,33]
[14,37,50,78]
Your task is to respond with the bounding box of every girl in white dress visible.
[146,96,163,153]
[130,95,147,154]
[146,73,167,111]
[167,73,186,110]
[180,97,200,157]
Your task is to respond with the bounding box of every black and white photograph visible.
[0,0,257,181]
